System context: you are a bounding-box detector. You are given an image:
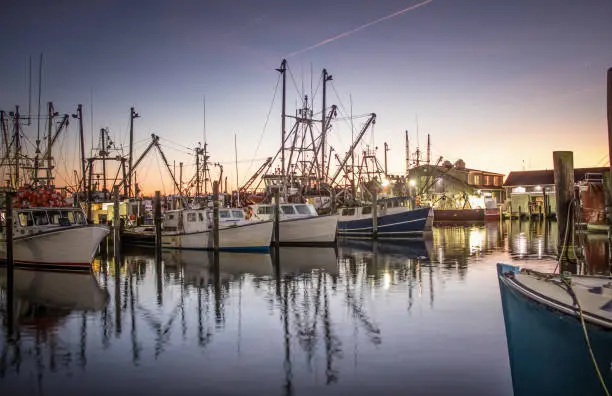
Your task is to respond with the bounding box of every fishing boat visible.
[337,198,433,238]
[497,263,612,395]
[0,206,109,270]
[161,207,272,252]
[250,203,337,245]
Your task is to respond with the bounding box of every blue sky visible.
[1,0,611,193]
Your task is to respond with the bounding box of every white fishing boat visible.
[161,207,273,252]
[250,203,337,245]
[0,207,109,270]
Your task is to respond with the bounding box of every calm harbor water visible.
[1,221,610,396]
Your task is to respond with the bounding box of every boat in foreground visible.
[0,207,109,270]
[497,263,612,395]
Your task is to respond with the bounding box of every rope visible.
[561,277,611,396]
[554,198,576,274]
[241,74,281,186]
[522,267,611,395]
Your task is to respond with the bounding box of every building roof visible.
[503,167,609,187]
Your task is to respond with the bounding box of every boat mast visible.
[195,144,201,197]
[46,102,54,185]
[13,106,20,189]
[76,104,86,193]
[405,130,410,173]
[101,128,107,200]
[276,59,287,199]
[321,69,332,185]
[128,107,139,198]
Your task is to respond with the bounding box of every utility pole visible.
[276,59,287,198]
[128,107,139,198]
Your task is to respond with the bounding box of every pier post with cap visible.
[553,151,575,273]
[213,181,220,252]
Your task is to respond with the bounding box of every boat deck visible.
[512,271,612,328]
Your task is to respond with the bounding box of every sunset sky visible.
[1,0,611,194]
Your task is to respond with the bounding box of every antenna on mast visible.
[203,94,206,144]
[27,56,32,125]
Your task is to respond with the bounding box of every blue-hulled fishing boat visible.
[337,204,432,238]
[497,263,612,396]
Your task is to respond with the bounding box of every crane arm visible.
[329,113,376,186]
[41,114,69,160]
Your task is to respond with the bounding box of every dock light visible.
[382,179,390,187]
[535,185,542,191]
[409,179,416,187]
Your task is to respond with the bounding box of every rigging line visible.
[330,81,349,117]
[159,137,195,152]
[287,66,304,100]
[241,73,281,186]
[154,149,167,195]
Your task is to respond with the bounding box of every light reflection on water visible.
[0,221,609,396]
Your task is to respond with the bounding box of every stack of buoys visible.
[13,184,71,208]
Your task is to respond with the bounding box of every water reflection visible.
[0,222,609,395]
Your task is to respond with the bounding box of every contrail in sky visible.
[288,0,434,57]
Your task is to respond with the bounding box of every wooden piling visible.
[5,192,14,336]
[607,68,612,229]
[372,191,378,239]
[553,151,575,272]
[273,188,280,249]
[113,186,120,252]
[154,190,162,256]
[213,181,220,252]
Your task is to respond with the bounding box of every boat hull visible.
[433,208,485,223]
[337,207,432,237]
[161,220,273,252]
[276,215,337,245]
[0,225,109,270]
[497,263,612,395]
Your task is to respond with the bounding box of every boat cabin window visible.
[32,211,49,226]
[361,206,372,215]
[341,208,355,216]
[294,204,313,215]
[47,210,72,226]
[18,212,33,226]
[281,205,296,215]
[219,210,231,219]
[187,213,197,222]
[232,210,244,219]
[257,206,272,215]
[73,211,85,224]
[167,214,176,220]
[198,212,205,222]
